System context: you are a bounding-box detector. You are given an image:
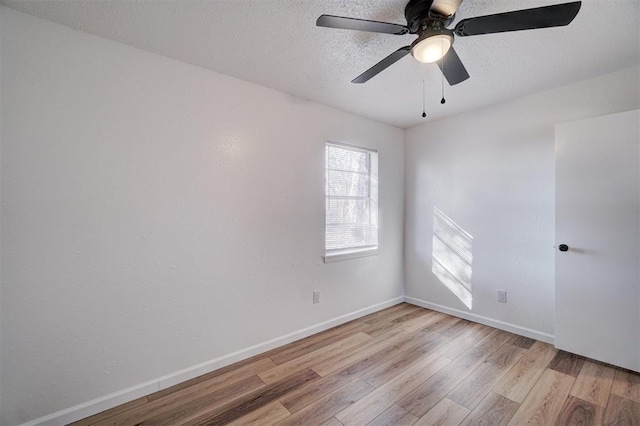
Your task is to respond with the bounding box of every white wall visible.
[404,65,640,340]
[0,9,404,425]
[0,8,3,422]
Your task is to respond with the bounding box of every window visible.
[325,142,378,262]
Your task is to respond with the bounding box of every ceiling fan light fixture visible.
[410,31,453,63]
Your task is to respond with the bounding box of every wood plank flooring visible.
[71,303,640,426]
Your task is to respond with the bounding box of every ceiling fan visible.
[316,0,581,85]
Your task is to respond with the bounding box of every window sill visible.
[324,247,379,263]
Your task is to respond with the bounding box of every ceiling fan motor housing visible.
[405,0,455,33]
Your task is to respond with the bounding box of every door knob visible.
[558,244,569,252]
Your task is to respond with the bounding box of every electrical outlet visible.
[498,290,507,303]
[313,291,320,304]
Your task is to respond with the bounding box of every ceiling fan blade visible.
[352,46,411,83]
[317,15,410,35]
[454,1,581,36]
[437,47,470,85]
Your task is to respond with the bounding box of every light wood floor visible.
[72,303,640,425]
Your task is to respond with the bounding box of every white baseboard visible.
[20,296,404,426]
[404,296,555,345]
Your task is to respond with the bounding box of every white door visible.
[555,109,640,372]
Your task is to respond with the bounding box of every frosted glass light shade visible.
[411,34,453,63]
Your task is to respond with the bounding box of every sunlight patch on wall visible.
[432,206,473,309]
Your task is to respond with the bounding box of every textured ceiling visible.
[3,0,639,129]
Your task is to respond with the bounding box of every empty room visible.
[1,0,639,425]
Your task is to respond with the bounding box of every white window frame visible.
[324,141,379,263]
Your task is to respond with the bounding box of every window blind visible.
[325,143,378,253]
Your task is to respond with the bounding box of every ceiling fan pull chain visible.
[440,36,446,104]
[422,79,427,118]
